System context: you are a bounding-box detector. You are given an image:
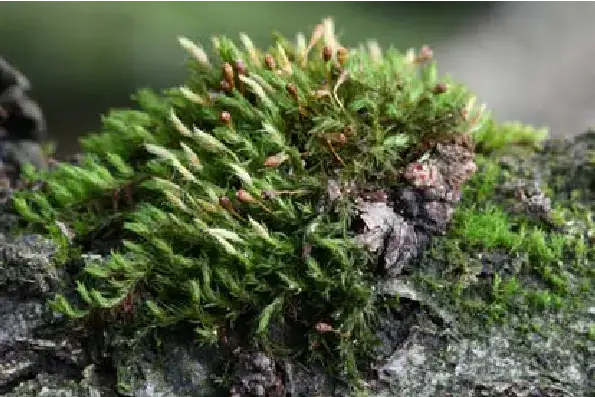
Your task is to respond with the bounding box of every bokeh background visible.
[2,2,594,157]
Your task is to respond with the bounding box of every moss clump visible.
[12,19,494,389]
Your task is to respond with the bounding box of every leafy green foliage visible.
[12,19,489,388]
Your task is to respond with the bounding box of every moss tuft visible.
[10,18,558,391]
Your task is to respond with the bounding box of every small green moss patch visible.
[418,154,594,328]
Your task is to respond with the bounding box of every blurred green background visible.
[0,2,490,157]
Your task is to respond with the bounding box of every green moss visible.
[418,151,594,330]
[473,119,548,154]
[11,19,502,391]
[12,17,585,393]
[453,204,522,250]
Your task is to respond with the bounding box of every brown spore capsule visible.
[219,196,233,211]
[220,111,232,126]
[416,45,434,63]
[222,62,234,85]
[322,46,333,62]
[336,47,348,67]
[286,83,299,101]
[264,152,289,168]
[234,59,247,76]
[432,83,447,95]
[315,322,335,333]
[237,189,256,204]
[343,125,355,137]
[264,54,276,70]
[220,80,232,93]
[324,132,347,144]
